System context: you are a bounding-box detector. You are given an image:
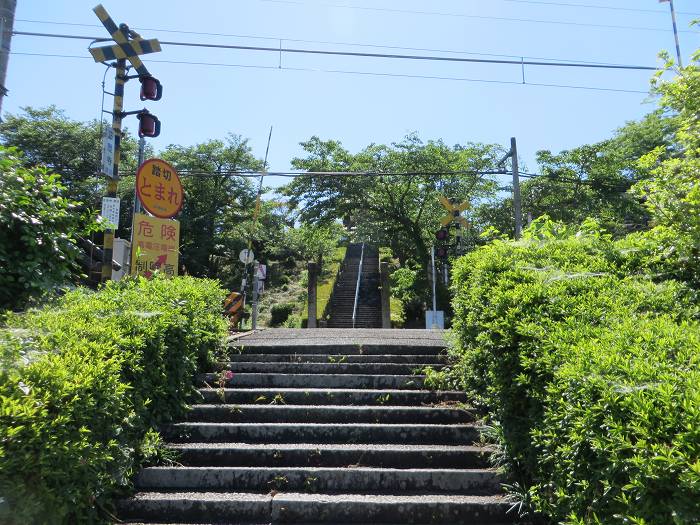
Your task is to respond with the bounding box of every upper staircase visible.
[327,243,382,328]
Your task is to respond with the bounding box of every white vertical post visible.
[431,244,437,314]
[252,261,260,330]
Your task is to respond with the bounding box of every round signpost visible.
[239,249,255,265]
[136,158,184,218]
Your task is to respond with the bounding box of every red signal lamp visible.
[435,228,449,241]
[137,110,161,138]
[139,75,163,101]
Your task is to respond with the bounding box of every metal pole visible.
[101,57,126,282]
[431,244,437,314]
[127,136,146,275]
[135,136,145,213]
[251,260,260,329]
[242,127,273,305]
[0,0,15,118]
[511,137,523,240]
[668,0,683,67]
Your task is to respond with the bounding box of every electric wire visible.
[257,0,699,33]
[8,51,652,95]
[11,31,660,72]
[10,18,684,66]
[484,0,700,16]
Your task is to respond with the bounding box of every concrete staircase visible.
[327,244,382,328]
[118,329,519,524]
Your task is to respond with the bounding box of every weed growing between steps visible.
[449,218,700,525]
[0,276,227,524]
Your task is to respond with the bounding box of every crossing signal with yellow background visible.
[437,194,471,256]
[89,4,165,281]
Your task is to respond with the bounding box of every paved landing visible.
[230,328,448,348]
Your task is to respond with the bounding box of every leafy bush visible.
[0,276,227,524]
[270,302,295,327]
[0,146,101,311]
[450,217,700,524]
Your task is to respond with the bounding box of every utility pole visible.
[101,57,127,282]
[511,137,523,240]
[0,0,16,118]
[665,0,683,67]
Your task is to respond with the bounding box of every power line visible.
[118,169,510,178]
[257,0,699,33]
[10,51,650,94]
[517,170,636,191]
[487,0,699,16]
[13,18,655,66]
[12,31,659,72]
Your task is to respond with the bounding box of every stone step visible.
[168,443,493,469]
[224,354,448,364]
[228,344,444,356]
[135,466,502,494]
[185,404,475,424]
[197,388,467,406]
[165,422,482,444]
[211,362,438,375]
[198,373,425,389]
[117,492,516,524]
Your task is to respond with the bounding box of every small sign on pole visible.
[239,249,255,265]
[100,197,120,229]
[101,126,116,178]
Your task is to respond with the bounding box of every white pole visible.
[431,244,437,313]
[252,260,260,330]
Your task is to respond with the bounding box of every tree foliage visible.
[477,112,676,237]
[0,147,101,311]
[635,50,700,240]
[0,106,139,208]
[286,222,344,266]
[282,134,502,273]
[160,136,262,286]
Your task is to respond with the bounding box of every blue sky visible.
[7,0,700,188]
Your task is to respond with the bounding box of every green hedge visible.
[0,276,227,524]
[451,218,700,524]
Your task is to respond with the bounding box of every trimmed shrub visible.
[0,276,227,524]
[270,302,295,327]
[450,218,700,524]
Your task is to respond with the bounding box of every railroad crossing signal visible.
[438,194,470,255]
[89,37,161,64]
[439,194,470,228]
[89,4,160,77]
[89,4,164,283]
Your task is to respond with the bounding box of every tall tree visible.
[160,135,262,283]
[476,111,677,237]
[635,50,700,240]
[0,106,138,208]
[281,134,502,276]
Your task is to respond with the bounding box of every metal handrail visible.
[352,243,365,329]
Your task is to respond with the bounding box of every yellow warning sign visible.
[131,213,180,278]
[136,159,184,219]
